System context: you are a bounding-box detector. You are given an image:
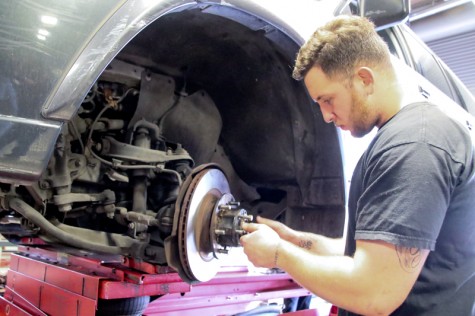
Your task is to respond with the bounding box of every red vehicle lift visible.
[0,244,312,316]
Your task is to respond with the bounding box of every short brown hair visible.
[292,15,391,81]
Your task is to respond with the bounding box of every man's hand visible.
[255,216,298,242]
[240,222,281,268]
[254,216,344,256]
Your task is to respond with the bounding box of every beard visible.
[348,88,374,138]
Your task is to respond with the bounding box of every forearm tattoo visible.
[298,239,313,250]
[274,242,280,267]
[395,245,422,273]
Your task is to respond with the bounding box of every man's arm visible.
[240,223,429,316]
[255,216,345,256]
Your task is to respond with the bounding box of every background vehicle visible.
[0,0,473,314]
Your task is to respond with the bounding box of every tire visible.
[96,296,150,316]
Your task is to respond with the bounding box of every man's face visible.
[304,66,374,138]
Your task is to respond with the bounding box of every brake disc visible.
[177,167,230,282]
[166,165,253,284]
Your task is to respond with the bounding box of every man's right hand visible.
[255,216,299,243]
[256,216,344,256]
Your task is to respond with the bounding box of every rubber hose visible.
[9,198,126,255]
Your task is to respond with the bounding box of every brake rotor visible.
[177,167,231,283]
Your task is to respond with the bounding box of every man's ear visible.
[355,67,374,94]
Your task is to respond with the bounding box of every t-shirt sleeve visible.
[354,142,458,250]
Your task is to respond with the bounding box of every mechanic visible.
[240,15,475,315]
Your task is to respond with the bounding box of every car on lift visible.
[0,0,474,314]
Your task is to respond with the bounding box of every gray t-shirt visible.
[342,102,475,315]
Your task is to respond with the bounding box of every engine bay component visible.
[166,165,252,283]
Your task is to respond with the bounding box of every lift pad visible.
[0,245,309,316]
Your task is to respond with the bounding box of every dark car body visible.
[0,0,473,285]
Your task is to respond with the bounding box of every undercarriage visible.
[0,6,345,286]
[2,72,254,282]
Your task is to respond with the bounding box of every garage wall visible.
[426,30,475,95]
[410,2,475,96]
